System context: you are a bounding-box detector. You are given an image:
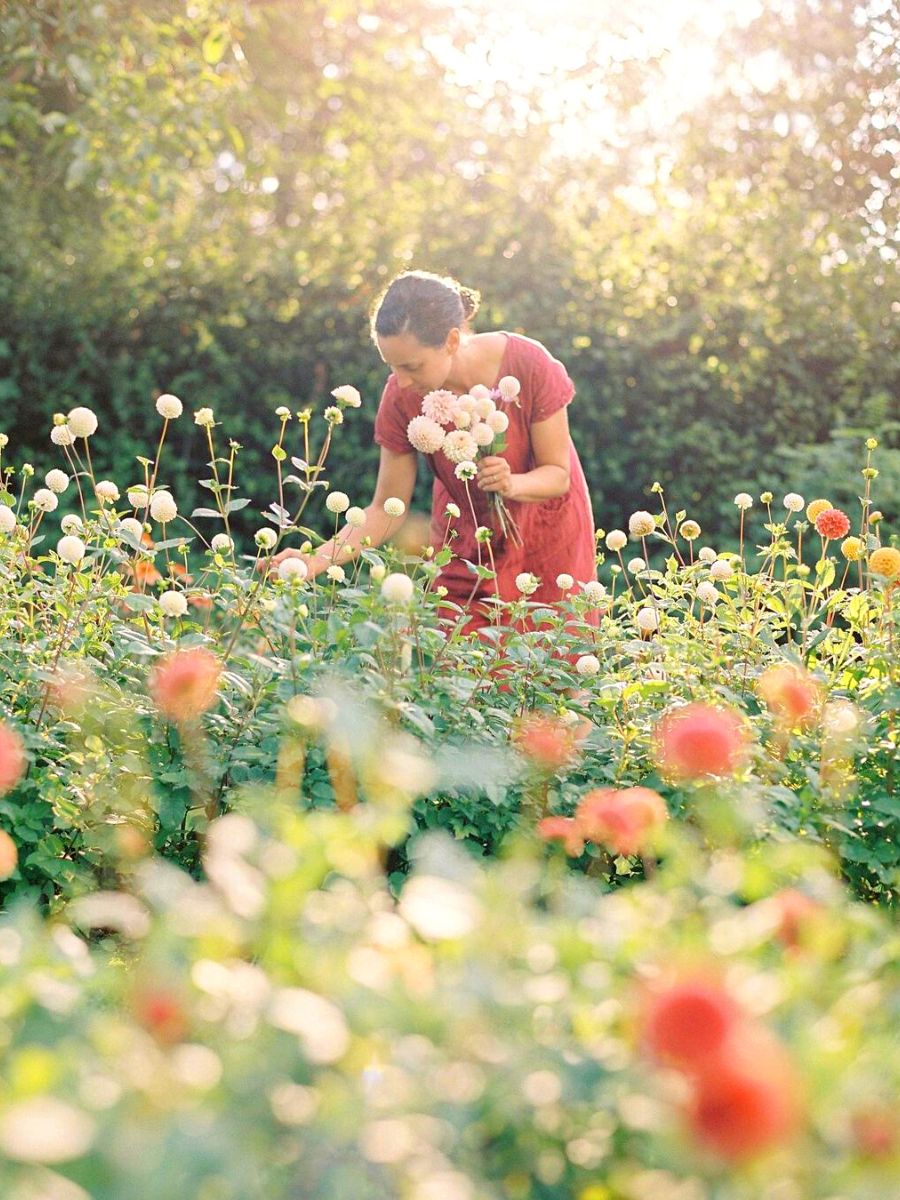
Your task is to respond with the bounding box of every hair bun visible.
[458,285,481,321]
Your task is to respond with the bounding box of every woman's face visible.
[376,329,460,394]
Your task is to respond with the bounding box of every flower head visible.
[472,395,496,421]
[515,572,540,596]
[32,488,58,513]
[323,405,343,425]
[254,528,277,550]
[643,975,742,1069]
[331,385,361,408]
[806,498,832,523]
[128,485,151,509]
[515,714,578,772]
[627,556,647,574]
[159,590,188,618]
[497,375,521,401]
[95,480,120,503]
[487,410,509,434]
[56,535,86,566]
[783,493,804,512]
[0,829,17,880]
[194,408,215,428]
[150,647,221,723]
[628,510,656,538]
[537,816,584,856]
[156,394,183,420]
[62,514,85,535]
[345,506,367,528]
[444,502,461,519]
[756,663,822,729]
[577,786,667,856]
[67,406,98,438]
[868,546,900,580]
[325,491,350,514]
[50,423,75,447]
[0,506,15,534]
[840,536,864,561]
[556,573,574,591]
[326,564,345,583]
[471,421,495,448]
[636,607,659,633]
[655,702,750,780]
[710,558,733,581]
[383,497,406,518]
[815,508,851,540]
[421,389,458,425]
[697,581,719,607]
[381,572,414,604]
[45,469,69,494]
[575,653,600,677]
[454,460,478,482]
[679,519,701,540]
[407,415,446,455]
[211,533,233,554]
[442,429,479,464]
[278,557,308,582]
[0,722,26,796]
[733,493,753,510]
[581,580,607,604]
[698,546,717,563]
[149,491,177,523]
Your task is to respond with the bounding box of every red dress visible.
[374,332,598,630]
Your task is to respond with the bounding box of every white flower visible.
[697,581,719,606]
[627,557,647,574]
[278,557,309,582]
[45,469,69,493]
[421,389,458,425]
[323,405,343,425]
[211,533,233,554]
[734,493,753,510]
[275,405,291,419]
[194,408,215,427]
[32,488,58,513]
[326,564,345,583]
[445,503,461,519]
[159,590,188,617]
[576,653,600,677]
[156,393,183,419]
[255,528,277,550]
[628,510,655,538]
[454,460,478,481]
[50,423,75,447]
[710,558,733,581]
[407,415,446,454]
[783,492,805,512]
[582,580,607,603]
[469,384,492,402]
[556,573,574,590]
[128,485,151,509]
[636,607,659,633]
[471,422,495,448]
[345,506,367,528]
[56,535,86,565]
[118,517,143,540]
[95,480,120,503]
[0,434,7,448]
[515,572,539,596]
[325,491,350,514]
[331,385,361,408]
[497,375,521,401]
[370,562,386,582]
[472,396,496,420]
[0,506,15,534]
[67,407,98,438]
[0,1096,96,1164]
[486,409,509,434]
[605,529,627,552]
[679,519,701,540]
[381,572,414,604]
[442,429,479,464]
[452,408,473,429]
[383,497,406,518]
[149,491,178,523]
[62,514,84,535]
[698,546,717,563]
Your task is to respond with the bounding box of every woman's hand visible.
[476,455,514,497]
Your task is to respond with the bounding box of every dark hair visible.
[371,270,481,347]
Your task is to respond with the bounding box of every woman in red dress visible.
[274,271,598,628]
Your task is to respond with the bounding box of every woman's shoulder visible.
[501,331,568,373]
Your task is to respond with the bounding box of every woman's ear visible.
[445,327,461,356]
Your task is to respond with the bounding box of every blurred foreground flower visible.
[756,663,823,730]
[654,702,750,781]
[576,786,667,856]
[149,647,222,724]
[0,722,26,795]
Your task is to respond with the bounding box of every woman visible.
[273,270,598,629]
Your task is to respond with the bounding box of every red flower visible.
[133,986,189,1045]
[514,714,578,772]
[537,816,585,856]
[0,722,26,796]
[814,508,851,540]
[654,703,750,781]
[576,786,668,856]
[0,829,18,880]
[149,647,221,724]
[688,1036,802,1161]
[756,664,822,729]
[643,976,742,1070]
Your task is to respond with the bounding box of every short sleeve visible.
[528,341,576,423]
[374,377,416,455]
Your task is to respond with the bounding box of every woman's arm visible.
[269,448,417,574]
[476,408,571,503]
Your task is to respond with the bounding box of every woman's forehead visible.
[376,332,430,365]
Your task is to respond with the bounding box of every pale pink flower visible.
[421,390,458,426]
[407,415,446,455]
[487,410,509,434]
[471,422,494,448]
[442,430,479,464]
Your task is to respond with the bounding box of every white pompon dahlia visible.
[581,580,607,603]
[471,422,494,448]
[326,564,346,584]
[159,590,188,617]
[515,572,539,596]
[407,415,446,455]
[254,528,277,550]
[149,491,177,523]
[442,430,479,464]
[325,491,350,514]
[627,557,647,574]
[370,562,386,582]
[605,529,627,552]
[698,546,717,563]
[32,489,59,513]
[50,423,75,447]
[697,582,719,606]
[331,385,361,408]
[469,384,492,402]
[472,396,496,421]
[56,535,86,566]
[61,514,84,535]
[636,607,659,633]
[345,506,367,528]
[211,533,233,554]
[128,485,150,509]
[628,510,655,538]
[117,517,143,541]
[155,394,183,420]
[497,375,521,401]
[278,557,309,582]
[445,503,461,519]
[45,469,69,494]
[383,497,406,518]
[381,572,414,604]
[194,408,215,428]
[0,505,15,533]
[452,408,473,429]
[95,480,120,503]
[67,407,98,438]
[575,653,600,677]
[556,573,574,591]
[733,493,753,510]
[421,389,458,425]
[710,558,734,581]
[486,409,509,434]
[783,493,805,512]
[454,460,478,482]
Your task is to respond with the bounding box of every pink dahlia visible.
[442,429,479,464]
[0,722,26,796]
[407,415,446,455]
[421,389,459,426]
[149,647,221,724]
[655,702,750,781]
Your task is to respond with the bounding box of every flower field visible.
[0,398,897,1199]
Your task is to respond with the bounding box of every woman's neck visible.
[443,332,502,393]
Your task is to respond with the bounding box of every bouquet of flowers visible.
[406,375,523,544]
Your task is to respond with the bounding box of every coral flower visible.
[814,508,851,540]
[133,986,189,1045]
[654,702,750,781]
[756,663,823,729]
[537,816,585,856]
[687,1036,802,1161]
[576,786,667,856]
[763,889,821,951]
[149,647,221,723]
[0,829,17,880]
[0,722,26,796]
[514,714,578,772]
[868,546,900,580]
[643,976,743,1069]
